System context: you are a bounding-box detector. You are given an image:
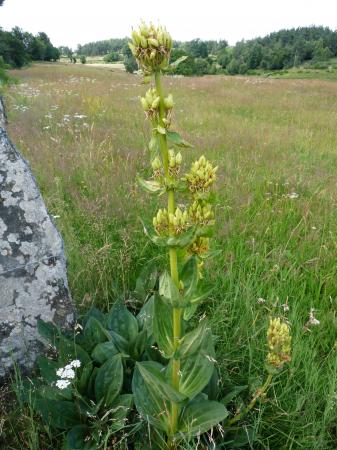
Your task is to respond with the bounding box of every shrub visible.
[103,51,120,63]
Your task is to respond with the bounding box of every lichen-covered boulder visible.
[0,98,74,377]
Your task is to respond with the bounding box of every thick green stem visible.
[227,373,273,426]
[155,70,181,442]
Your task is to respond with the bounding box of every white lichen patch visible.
[0,100,73,377]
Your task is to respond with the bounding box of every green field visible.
[2,64,337,449]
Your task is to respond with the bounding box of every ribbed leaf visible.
[179,399,228,436]
[94,354,123,407]
[177,321,208,359]
[153,295,174,358]
[91,341,119,365]
[136,361,187,403]
[132,361,170,432]
[106,302,139,342]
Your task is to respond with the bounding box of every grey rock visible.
[0,98,74,377]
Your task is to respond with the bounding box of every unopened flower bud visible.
[164,94,174,109]
[148,38,159,47]
[151,96,160,109]
[140,97,149,111]
[175,152,182,165]
[151,156,161,171]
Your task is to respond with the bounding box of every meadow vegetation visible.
[1,63,337,449]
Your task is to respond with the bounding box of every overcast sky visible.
[1,0,336,49]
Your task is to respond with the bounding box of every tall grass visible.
[3,64,337,449]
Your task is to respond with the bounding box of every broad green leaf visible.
[58,336,91,368]
[37,385,72,402]
[82,306,106,328]
[66,425,90,450]
[77,361,93,395]
[134,260,158,302]
[137,177,164,194]
[109,394,133,432]
[196,225,214,238]
[109,330,129,354]
[167,130,193,148]
[179,332,215,399]
[136,361,187,404]
[36,356,60,383]
[159,270,181,306]
[183,286,213,320]
[177,321,207,359]
[170,55,188,68]
[203,367,220,401]
[129,329,148,360]
[183,304,198,321]
[91,341,119,365]
[83,317,110,351]
[180,257,198,299]
[179,399,228,436]
[137,295,154,335]
[132,361,170,432]
[37,319,59,345]
[106,302,139,342]
[153,295,174,358]
[94,354,123,407]
[34,399,80,429]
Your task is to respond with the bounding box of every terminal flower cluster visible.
[266,318,292,370]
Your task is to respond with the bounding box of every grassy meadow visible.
[2,63,337,449]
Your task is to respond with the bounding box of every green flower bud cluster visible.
[129,22,172,73]
[169,207,188,235]
[140,89,173,126]
[151,156,162,178]
[153,208,169,235]
[140,88,160,119]
[188,236,210,256]
[153,207,189,236]
[168,149,182,176]
[185,155,218,193]
[266,318,292,370]
[188,200,215,226]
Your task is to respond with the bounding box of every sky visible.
[1,0,337,49]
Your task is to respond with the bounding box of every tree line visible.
[74,26,337,75]
[0,27,60,68]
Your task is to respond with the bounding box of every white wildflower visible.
[71,359,81,368]
[56,366,75,379]
[288,192,299,199]
[308,309,320,326]
[257,297,266,304]
[282,303,290,312]
[56,379,70,390]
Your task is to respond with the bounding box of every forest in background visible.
[1,25,337,77]
[74,26,337,75]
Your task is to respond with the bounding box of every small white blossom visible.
[56,379,71,389]
[257,297,266,304]
[56,366,76,379]
[288,192,299,199]
[56,367,64,377]
[71,359,81,368]
[282,303,290,312]
[308,309,320,326]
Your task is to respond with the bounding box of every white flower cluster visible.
[55,359,81,390]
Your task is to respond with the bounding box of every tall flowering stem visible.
[154,69,182,434]
[128,22,292,449]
